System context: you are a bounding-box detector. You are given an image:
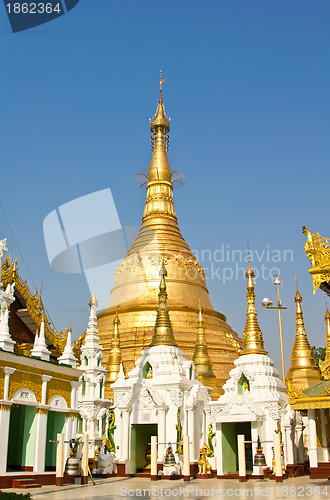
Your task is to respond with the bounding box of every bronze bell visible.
[254,451,267,467]
[65,456,81,475]
[164,447,176,466]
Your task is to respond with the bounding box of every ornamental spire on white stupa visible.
[31,316,51,361]
[58,325,77,368]
[84,289,101,349]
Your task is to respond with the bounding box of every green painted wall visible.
[22,406,36,466]
[45,411,65,467]
[7,405,36,469]
[221,423,237,474]
[130,424,157,473]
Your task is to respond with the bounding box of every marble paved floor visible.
[3,475,330,500]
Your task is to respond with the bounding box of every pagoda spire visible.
[143,72,176,222]
[84,289,101,348]
[193,299,216,378]
[150,258,177,347]
[241,262,268,355]
[193,299,222,399]
[58,325,77,368]
[107,308,123,383]
[286,284,321,390]
[31,314,51,361]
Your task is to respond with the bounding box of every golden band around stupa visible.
[97,75,242,395]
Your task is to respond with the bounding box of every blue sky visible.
[1,0,330,372]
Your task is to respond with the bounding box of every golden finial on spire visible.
[241,261,268,356]
[89,289,98,309]
[286,284,321,390]
[150,259,177,347]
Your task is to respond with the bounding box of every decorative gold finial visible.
[150,259,176,347]
[107,307,123,384]
[286,285,321,390]
[241,262,268,356]
[89,289,98,309]
[193,299,223,399]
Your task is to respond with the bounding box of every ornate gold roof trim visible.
[1,256,67,354]
[303,226,330,295]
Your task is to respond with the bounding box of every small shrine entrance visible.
[130,423,158,474]
[45,411,66,469]
[7,404,36,471]
[221,421,253,474]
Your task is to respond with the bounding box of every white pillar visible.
[150,435,157,480]
[187,410,195,461]
[284,426,294,465]
[70,382,79,409]
[0,405,11,474]
[274,432,283,481]
[71,415,78,438]
[41,375,52,405]
[295,420,305,464]
[320,409,329,461]
[56,433,65,486]
[308,409,318,468]
[237,434,246,482]
[3,367,15,400]
[33,409,48,473]
[158,409,166,458]
[121,410,129,463]
[183,435,190,481]
[216,424,223,476]
[81,434,89,484]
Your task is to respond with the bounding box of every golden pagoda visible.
[286,285,321,391]
[241,262,268,356]
[193,299,223,399]
[98,75,241,394]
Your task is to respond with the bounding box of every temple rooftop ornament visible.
[150,259,176,347]
[303,226,330,295]
[193,299,222,399]
[98,75,241,395]
[241,262,268,356]
[58,325,77,368]
[30,315,51,361]
[286,283,321,391]
[106,308,123,384]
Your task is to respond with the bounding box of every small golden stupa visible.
[193,299,223,399]
[98,74,241,395]
[106,308,122,384]
[241,262,268,356]
[286,285,321,391]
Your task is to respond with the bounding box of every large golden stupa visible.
[98,76,242,394]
